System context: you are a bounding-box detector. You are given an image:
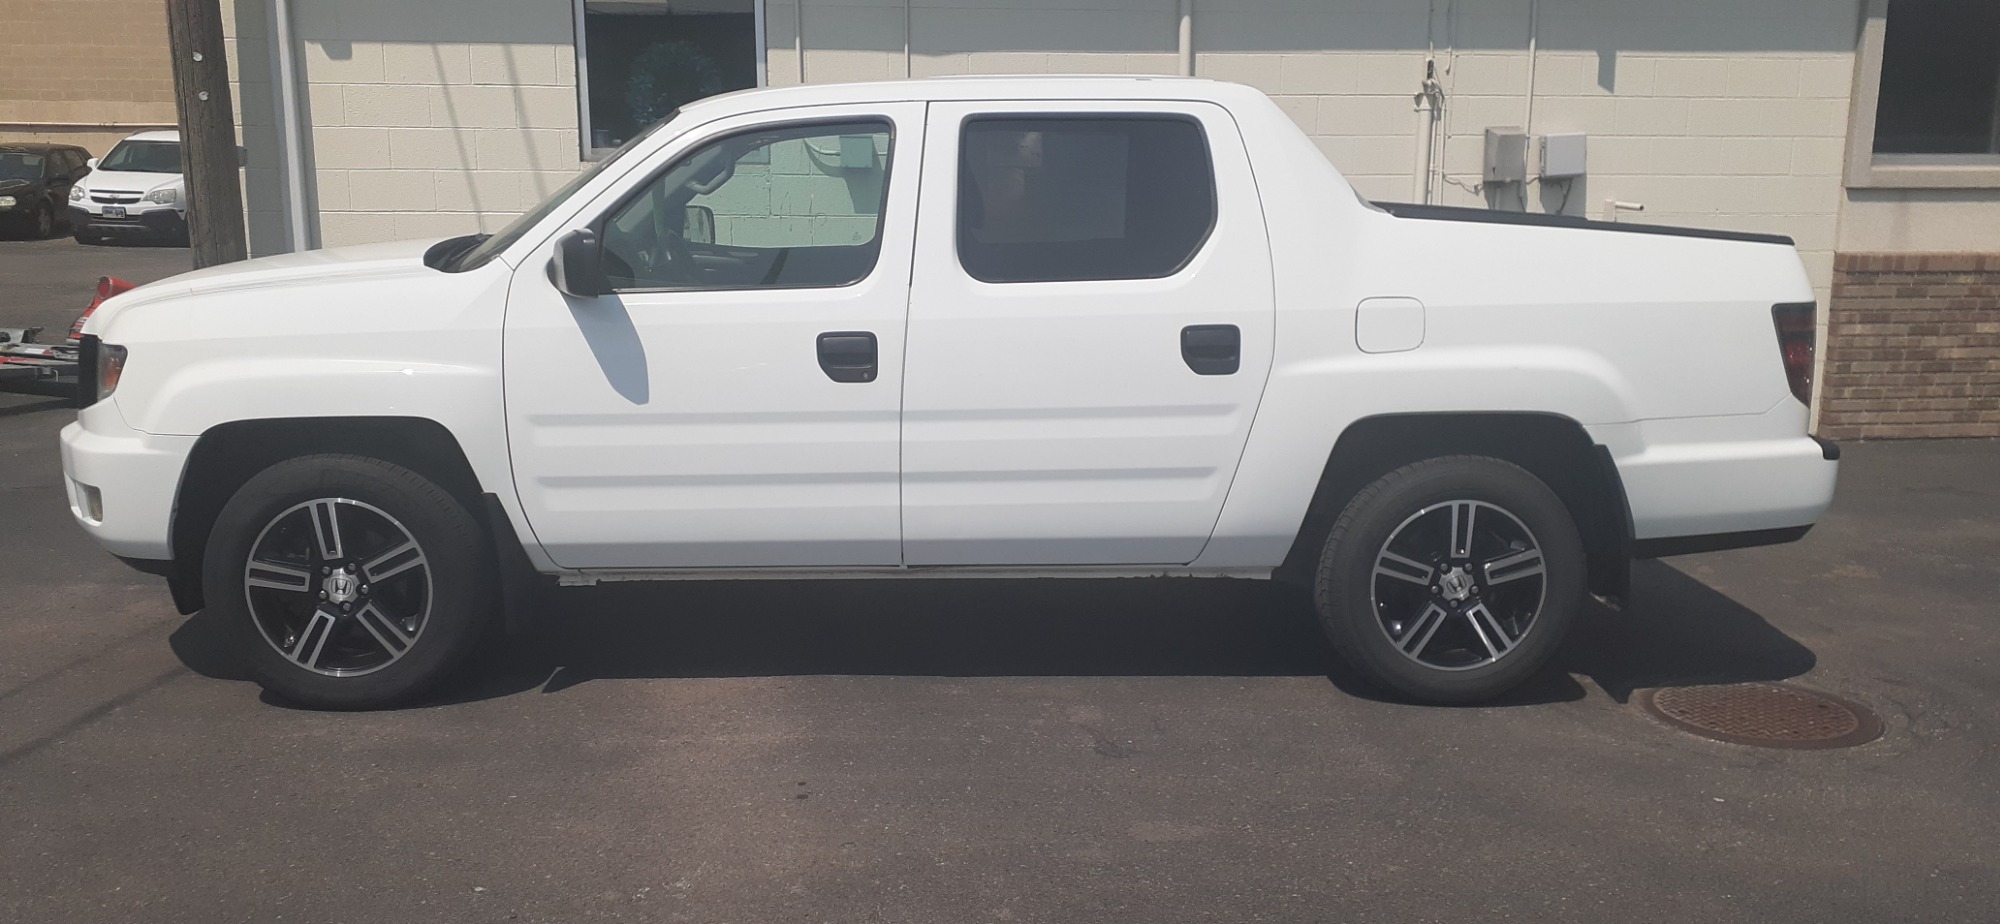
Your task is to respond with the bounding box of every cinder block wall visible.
[1818,254,2000,440]
[0,0,176,155]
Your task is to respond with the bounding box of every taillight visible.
[1772,302,1816,406]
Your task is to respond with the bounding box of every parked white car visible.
[61,78,1838,709]
[68,129,187,245]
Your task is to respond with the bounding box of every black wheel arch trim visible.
[164,416,496,615]
[1279,411,1633,603]
[1631,525,1813,558]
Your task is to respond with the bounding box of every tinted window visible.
[99,140,181,173]
[0,152,44,182]
[601,120,892,292]
[957,116,1215,284]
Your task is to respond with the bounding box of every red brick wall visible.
[1818,253,2000,440]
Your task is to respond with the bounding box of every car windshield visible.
[0,152,45,181]
[446,114,680,272]
[98,140,181,173]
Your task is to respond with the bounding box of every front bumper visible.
[67,205,187,237]
[59,402,195,561]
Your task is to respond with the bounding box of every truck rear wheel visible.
[1314,455,1585,704]
[201,454,493,709]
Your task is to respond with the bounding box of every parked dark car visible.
[0,143,92,239]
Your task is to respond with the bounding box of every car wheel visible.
[202,454,494,709]
[31,204,54,239]
[1313,455,1585,704]
[72,231,97,245]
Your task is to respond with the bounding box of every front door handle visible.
[817,331,877,383]
[1181,324,1240,375]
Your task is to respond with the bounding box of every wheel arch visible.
[1278,411,1632,602]
[165,416,491,615]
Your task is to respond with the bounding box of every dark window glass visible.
[957,117,1215,284]
[600,120,892,291]
[0,151,45,182]
[582,0,757,152]
[98,140,181,173]
[1875,0,2000,155]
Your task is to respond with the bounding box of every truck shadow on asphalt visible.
[168,559,1814,710]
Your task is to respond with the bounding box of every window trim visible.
[954,112,1220,286]
[594,115,898,295]
[573,0,769,162]
[1846,0,2000,189]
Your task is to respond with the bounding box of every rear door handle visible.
[817,331,877,383]
[1181,324,1240,375]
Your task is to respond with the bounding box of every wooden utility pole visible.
[165,0,248,268]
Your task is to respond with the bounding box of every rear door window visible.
[956,116,1215,284]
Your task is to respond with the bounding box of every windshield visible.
[447,115,679,272]
[99,139,181,173]
[0,152,45,182]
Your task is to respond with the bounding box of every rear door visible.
[901,101,1276,566]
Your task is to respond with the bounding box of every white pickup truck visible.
[61,77,1838,709]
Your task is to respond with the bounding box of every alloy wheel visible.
[243,497,432,677]
[1369,499,1547,671]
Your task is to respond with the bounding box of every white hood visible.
[86,237,444,334]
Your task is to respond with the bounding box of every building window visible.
[1847,0,2000,187]
[956,117,1216,284]
[576,1,763,157]
[1874,0,2000,157]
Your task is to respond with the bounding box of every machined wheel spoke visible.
[1397,602,1449,656]
[1375,549,1434,586]
[1449,501,1477,558]
[1464,602,1516,661]
[351,602,414,657]
[246,558,313,593]
[1483,547,1545,585]
[309,500,345,560]
[289,609,338,670]
[360,539,426,583]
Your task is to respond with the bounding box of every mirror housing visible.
[86,157,98,169]
[682,205,715,245]
[549,229,604,298]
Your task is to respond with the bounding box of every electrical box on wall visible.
[1484,127,1528,184]
[1541,133,1587,179]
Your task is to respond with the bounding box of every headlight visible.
[0,196,15,208]
[70,186,85,201]
[144,188,178,204]
[97,344,128,403]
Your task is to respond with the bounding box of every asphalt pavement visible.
[2,237,1996,923]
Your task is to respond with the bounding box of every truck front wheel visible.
[1314,455,1585,704]
[201,454,493,709]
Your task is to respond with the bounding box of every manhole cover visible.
[1636,683,1883,749]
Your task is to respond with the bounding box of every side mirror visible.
[548,229,604,298]
[86,157,99,169]
[681,205,715,245]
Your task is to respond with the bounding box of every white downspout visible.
[1178,0,1193,77]
[267,0,310,251]
[795,0,806,84]
[1413,62,1439,204]
[1523,0,1540,136]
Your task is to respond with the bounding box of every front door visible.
[901,101,1276,566]
[504,104,923,569]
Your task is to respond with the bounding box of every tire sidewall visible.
[202,455,491,709]
[1316,457,1585,704]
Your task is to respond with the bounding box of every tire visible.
[72,231,97,245]
[30,204,54,239]
[1313,455,1585,705]
[202,454,494,709]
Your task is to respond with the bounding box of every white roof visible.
[122,129,181,142]
[678,76,1261,121]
